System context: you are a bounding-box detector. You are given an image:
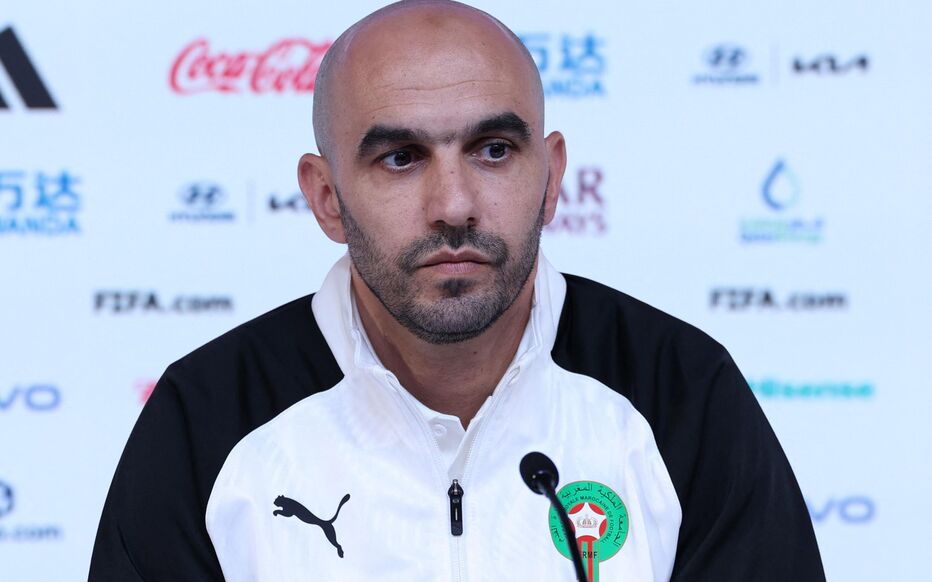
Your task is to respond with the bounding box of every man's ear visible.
[542,131,567,225]
[298,153,346,243]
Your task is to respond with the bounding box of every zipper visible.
[448,481,465,582]
[381,353,530,582]
[448,479,464,536]
[458,363,523,485]
[381,372,465,580]
[446,360,527,581]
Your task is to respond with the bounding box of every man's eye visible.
[478,142,511,162]
[381,150,417,170]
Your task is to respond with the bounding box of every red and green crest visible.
[549,480,629,582]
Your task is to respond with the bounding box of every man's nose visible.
[424,155,479,229]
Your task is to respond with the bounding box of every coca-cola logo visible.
[136,380,157,405]
[169,37,332,95]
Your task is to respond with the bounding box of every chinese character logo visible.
[0,171,81,235]
[521,33,606,98]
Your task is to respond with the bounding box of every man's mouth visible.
[419,250,489,275]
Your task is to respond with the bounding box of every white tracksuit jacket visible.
[90,254,824,581]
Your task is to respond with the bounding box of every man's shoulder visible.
[152,293,343,427]
[553,271,747,433]
[168,294,338,382]
[176,293,314,361]
[556,272,727,370]
[136,294,343,486]
[91,295,345,581]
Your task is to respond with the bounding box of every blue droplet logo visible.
[0,481,13,519]
[762,159,801,211]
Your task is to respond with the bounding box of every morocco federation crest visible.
[549,480,629,582]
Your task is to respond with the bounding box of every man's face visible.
[319,9,561,344]
[338,183,545,344]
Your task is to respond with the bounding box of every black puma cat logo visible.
[273,494,351,558]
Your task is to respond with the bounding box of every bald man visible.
[90,2,824,581]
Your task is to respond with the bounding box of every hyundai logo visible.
[704,44,747,70]
[179,182,225,208]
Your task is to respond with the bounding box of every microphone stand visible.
[540,479,588,582]
[520,452,587,582]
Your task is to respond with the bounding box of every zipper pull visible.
[448,479,464,536]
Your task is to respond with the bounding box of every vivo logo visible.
[0,385,61,412]
[807,496,875,524]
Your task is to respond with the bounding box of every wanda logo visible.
[169,37,332,95]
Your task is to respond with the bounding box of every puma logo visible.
[273,493,351,558]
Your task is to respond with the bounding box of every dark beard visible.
[337,188,546,345]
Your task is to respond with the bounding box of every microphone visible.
[520,452,587,582]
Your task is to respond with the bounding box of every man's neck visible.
[352,266,536,429]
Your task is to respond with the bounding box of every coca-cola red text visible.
[169,37,332,95]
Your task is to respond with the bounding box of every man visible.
[90,1,825,580]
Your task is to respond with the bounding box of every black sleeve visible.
[88,295,343,581]
[552,275,825,581]
[662,350,825,581]
[88,367,225,581]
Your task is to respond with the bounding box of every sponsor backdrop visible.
[1,0,930,579]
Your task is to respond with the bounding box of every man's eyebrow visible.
[468,112,532,144]
[356,126,428,160]
[355,111,532,161]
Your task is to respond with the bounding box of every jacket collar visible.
[311,251,567,376]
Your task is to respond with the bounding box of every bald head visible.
[312,0,544,160]
[297,0,567,346]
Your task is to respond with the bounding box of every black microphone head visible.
[520,451,559,495]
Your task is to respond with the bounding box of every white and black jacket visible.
[89,255,824,581]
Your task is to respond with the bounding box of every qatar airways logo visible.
[545,166,607,236]
[169,37,332,95]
